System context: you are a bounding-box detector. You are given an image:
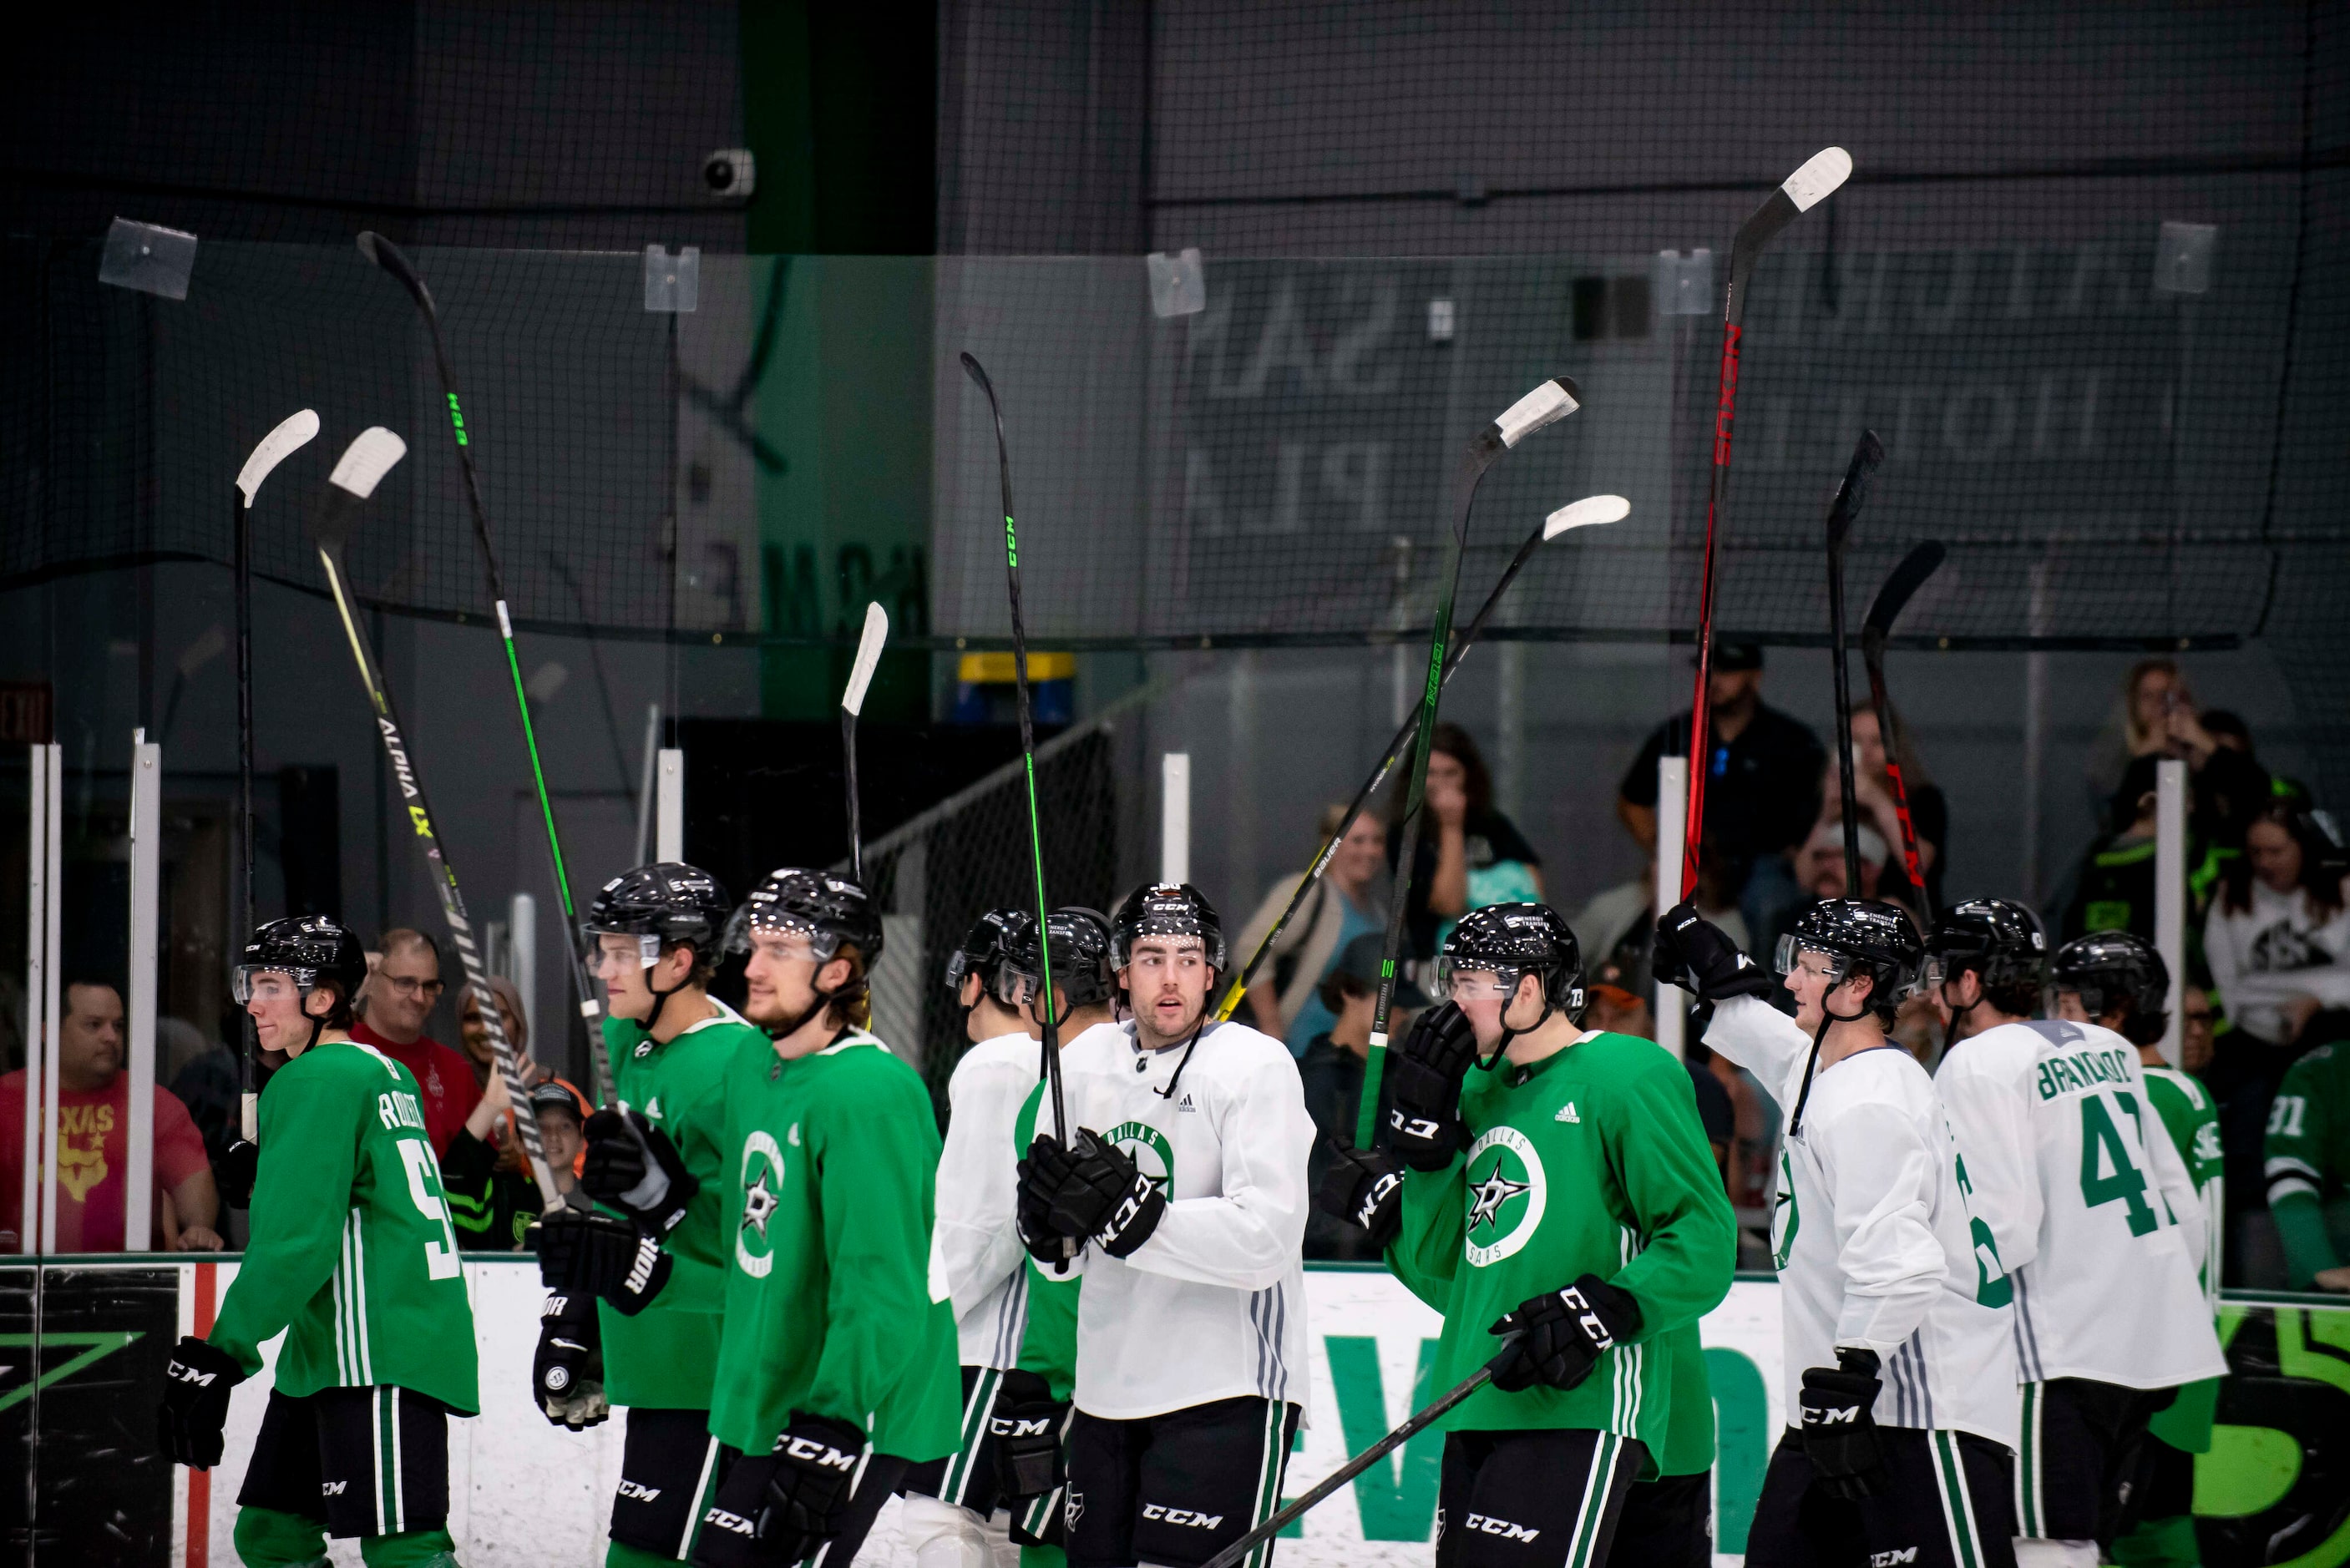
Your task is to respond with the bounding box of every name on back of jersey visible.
[2033,1045,2136,1102]
[376,1090,428,1133]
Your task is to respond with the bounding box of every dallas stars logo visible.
[1466,1158,1532,1237]
[735,1130,787,1278]
[742,1168,779,1240]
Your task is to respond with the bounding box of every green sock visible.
[233,1506,329,1568]
[357,1527,460,1568]
[609,1539,688,1568]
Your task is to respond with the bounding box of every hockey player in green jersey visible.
[542,862,762,1565]
[2264,1033,2350,1289]
[692,868,960,1568]
[1382,903,1737,1568]
[157,915,477,1568]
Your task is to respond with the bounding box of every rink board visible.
[3,1257,2346,1567]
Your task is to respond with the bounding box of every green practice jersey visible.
[600,1003,757,1409]
[210,1039,479,1414]
[708,1030,960,1459]
[2141,1062,2224,1453]
[1012,1087,1080,1400]
[2265,1042,2350,1286]
[1392,1030,1736,1455]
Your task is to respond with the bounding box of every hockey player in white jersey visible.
[1658,898,2019,1568]
[905,906,1117,1568]
[1015,883,1315,1568]
[1932,918,2224,1568]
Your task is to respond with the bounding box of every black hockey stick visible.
[1680,148,1852,900]
[839,602,889,882]
[1199,1337,1523,1568]
[307,427,574,1211]
[230,410,318,1151]
[355,232,613,1105]
[1358,376,1582,1150]
[1824,431,1884,898]
[1861,541,1947,917]
[1213,493,1630,1026]
[958,352,1069,1165]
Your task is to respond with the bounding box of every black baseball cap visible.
[1331,932,1429,1007]
[1709,641,1764,671]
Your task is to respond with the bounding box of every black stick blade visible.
[1862,540,1947,643]
[959,350,997,402]
[1824,428,1885,549]
[356,231,434,311]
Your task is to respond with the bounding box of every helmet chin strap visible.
[1478,982,1552,1071]
[1790,992,1873,1138]
[641,964,688,1034]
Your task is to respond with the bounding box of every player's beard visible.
[1134,989,1208,1052]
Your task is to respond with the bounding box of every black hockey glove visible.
[532,1290,609,1431]
[580,1103,700,1238]
[1317,1140,1405,1248]
[1385,1001,1481,1171]
[989,1368,1069,1504]
[1015,1136,1073,1264]
[155,1335,245,1469]
[1800,1348,1888,1500]
[1021,1128,1168,1258]
[215,1139,259,1208]
[1487,1275,1643,1394]
[757,1412,867,1563]
[1654,901,1777,1003]
[536,1208,673,1314]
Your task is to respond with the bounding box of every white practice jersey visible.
[1705,996,2018,1448]
[1935,1020,2226,1389]
[933,1028,1043,1369]
[1053,1017,1314,1422]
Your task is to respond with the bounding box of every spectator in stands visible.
[350,929,479,1157]
[1832,702,1947,911]
[2085,658,2192,822]
[1618,642,1824,952]
[1235,802,1387,1056]
[0,979,220,1252]
[1791,818,1890,905]
[1297,933,1423,1259]
[2181,984,2217,1076]
[1576,856,1750,1006]
[455,974,534,1090]
[2059,755,2162,942]
[2202,709,2312,814]
[2206,806,2350,1051]
[167,1010,243,1174]
[1392,723,1542,959]
[444,1065,584,1252]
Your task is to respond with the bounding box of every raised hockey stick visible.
[839,602,889,883]
[1199,1337,1523,1568]
[355,232,613,1105]
[1861,541,1947,917]
[1824,431,1884,898]
[1213,493,1630,1026]
[307,427,572,1211]
[1680,148,1852,900]
[958,352,1069,1163]
[1358,377,1582,1150]
[230,410,318,1150]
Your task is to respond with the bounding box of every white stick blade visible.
[1781,147,1852,212]
[841,601,890,716]
[1544,494,1631,538]
[329,427,408,500]
[1493,377,1580,448]
[236,409,320,505]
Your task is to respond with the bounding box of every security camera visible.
[703,149,757,200]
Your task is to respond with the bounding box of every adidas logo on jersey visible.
[635,1040,653,1058]
[617,1479,661,1503]
[646,1096,663,1118]
[1870,1550,1919,1566]
[1177,1092,1198,1112]
[1466,1513,1540,1542]
[1142,1505,1224,1529]
[1555,1102,1581,1123]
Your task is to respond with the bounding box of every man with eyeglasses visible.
[350,928,479,1158]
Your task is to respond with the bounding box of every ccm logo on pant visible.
[1142,1505,1224,1529]
[704,1508,755,1538]
[616,1479,661,1503]
[1870,1550,1920,1566]
[1466,1512,1540,1542]
[990,1415,1055,1438]
[320,1481,347,1497]
[778,1436,858,1471]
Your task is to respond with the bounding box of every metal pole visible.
[1654,754,1689,1060]
[2155,757,2187,1067]
[125,732,160,1249]
[633,703,661,867]
[509,891,538,1053]
[1161,752,1191,885]
[40,743,62,1254]
[656,748,685,862]
[21,745,48,1256]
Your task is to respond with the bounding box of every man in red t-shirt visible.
[1,979,219,1252]
[348,928,479,1156]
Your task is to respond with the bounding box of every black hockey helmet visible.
[1005,906,1118,1010]
[728,867,884,964]
[232,914,368,1008]
[1111,883,1227,972]
[2050,930,2169,1043]
[581,862,733,970]
[1437,903,1586,1020]
[1924,898,2048,993]
[1775,899,1923,1017]
[945,908,1031,998]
